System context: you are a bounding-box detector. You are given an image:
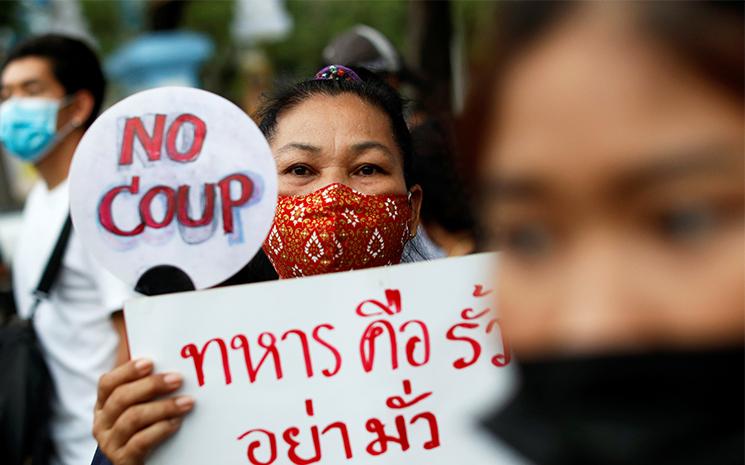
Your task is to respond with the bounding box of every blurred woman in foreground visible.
[465,2,744,464]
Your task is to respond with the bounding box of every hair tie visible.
[313,64,362,83]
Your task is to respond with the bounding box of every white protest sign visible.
[124,253,525,465]
[69,86,277,289]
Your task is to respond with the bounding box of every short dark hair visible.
[2,34,106,128]
[255,69,414,187]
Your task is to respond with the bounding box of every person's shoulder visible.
[23,179,70,212]
[21,180,47,210]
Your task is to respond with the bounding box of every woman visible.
[90,65,424,465]
[465,2,743,464]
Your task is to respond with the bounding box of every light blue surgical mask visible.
[0,96,77,163]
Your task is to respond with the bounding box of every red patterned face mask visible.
[264,183,413,278]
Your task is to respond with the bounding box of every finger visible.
[99,373,183,430]
[97,358,153,410]
[121,418,184,463]
[108,396,194,451]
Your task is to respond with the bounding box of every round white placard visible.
[69,87,277,290]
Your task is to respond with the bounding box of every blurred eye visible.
[655,205,717,243]
[24,82,44,96]
[355,164,383,176]
[499,222,554,258]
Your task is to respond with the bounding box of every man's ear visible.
[67,89,95,128]
[407,184,423,237]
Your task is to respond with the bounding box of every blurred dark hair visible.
[255,68,415,188]
[458,0,745,180]
[411,118,475,234]
[2,34,106,128]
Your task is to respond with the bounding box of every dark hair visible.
[2,34,106,128]
[411,118,475,233]
[458,0,745,180]
[255,69,414,187]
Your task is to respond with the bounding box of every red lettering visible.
[445,322,482,369]
[321,421,353,460]
[410,411,441,450]
[165,113,206,162]
[399,320,430,367]
[356,289,401,317]
[239,399,354,465]
[230,333,283,383]
[365,416,409,456]
[237,429,277,465]
[176,184,215,227]
[360,320,398,373]
[180,338,232,387]
[237,383,438,463]
[461,307,491,320]
[486,319,512,367]
[366,380,436,456]
[98,176,145,236]
[445,293,511,369]
[139,185,176,229]
[357,290,432,373]
[100,172,253,237]
[218,173,254,234]
[472,284,493,297]
[312,324,342,377]
[119,114,166,165]
[281,329,314,378]
[282,400,322,464]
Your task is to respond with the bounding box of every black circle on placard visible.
[134,265,196,296]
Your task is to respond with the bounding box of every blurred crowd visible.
[0,1,742,465]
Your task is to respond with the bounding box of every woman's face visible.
[270,93,416,195]
[482,9,744,358]
[270,92,422,234]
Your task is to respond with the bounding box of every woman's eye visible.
[286,165,312,176]
[655,205,717,243]
[498,222,554,258]
[356,164,382,176]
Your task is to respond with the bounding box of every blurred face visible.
[482,8,744,358]
[1,56,64,100]
[0,56,76,130]
[270,93,422,231]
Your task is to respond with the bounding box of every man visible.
[322,25,403,82]
[0,34,130,465]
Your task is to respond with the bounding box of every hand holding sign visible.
[69,86,277,291]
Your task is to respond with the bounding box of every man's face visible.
[1,56,73,130]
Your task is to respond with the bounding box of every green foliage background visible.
[73,1,495,101]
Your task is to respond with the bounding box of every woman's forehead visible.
[269,94,405,170]
[272,93,394,144]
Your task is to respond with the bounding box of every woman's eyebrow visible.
[276,142,321,155]
[351,141,395,158]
